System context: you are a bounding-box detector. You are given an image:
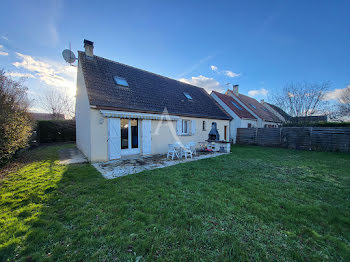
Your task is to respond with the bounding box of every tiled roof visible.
[266,103,291,120]
[79,52,231,120]
[212,91,257,120]
[235,93,281,122]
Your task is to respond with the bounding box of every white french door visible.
[120,118,140,156]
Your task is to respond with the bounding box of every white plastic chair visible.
[181,145,193,160]
[188,142,197,155]
[167,144,180,160]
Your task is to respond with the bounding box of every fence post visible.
[280,127,282,146]
[310,127,313,150]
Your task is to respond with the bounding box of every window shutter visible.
[191,120,196,135]
[176,120,182,135]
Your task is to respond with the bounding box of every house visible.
[261,101,329,124]
[211,85,282,143]
[260,101,289,123]
[210,90,257,143]
[75,40,231,162]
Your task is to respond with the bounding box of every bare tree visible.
[336,86,350,118]
[272,82,330,124]
[40,89,75,119]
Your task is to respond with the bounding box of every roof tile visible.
[79,52,230,120]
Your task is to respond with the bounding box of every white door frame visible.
[121,119,140,156]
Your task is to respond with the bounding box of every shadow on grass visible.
[0,145,73,261]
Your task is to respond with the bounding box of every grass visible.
[0,144,349,261]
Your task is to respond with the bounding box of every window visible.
[202,121,206,131]
[231,101,242,110]
[224,126,228,140]
[114,76,129,87]
[250,103,257,109]
[182,120,190,134]
[183,92,192,100]
[120,118,139,150]
[248,123,252,128]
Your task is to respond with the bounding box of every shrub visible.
[0,70,32,166]
[37,120,76,143]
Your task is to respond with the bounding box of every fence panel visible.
[236,127,350,152]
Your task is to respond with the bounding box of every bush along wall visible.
[37,120,76,143]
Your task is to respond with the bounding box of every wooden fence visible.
[236,127,350,152]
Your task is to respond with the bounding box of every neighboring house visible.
[261,101,328,124]
[76,40,231,162]
[261,101,289,123]
[29,112,65,121]
[211,90,257,143]
[211,85,281,142]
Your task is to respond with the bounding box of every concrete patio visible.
[93,151,227,179]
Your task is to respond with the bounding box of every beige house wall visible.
[151,117,229,155]
[89,109,109,162]
[85,112,230,162]
[75,61,92,160]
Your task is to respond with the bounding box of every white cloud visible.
[0,45,3,49]
[248,88,268,97]
[179,75,223,93]
[324,86,350,101]
[0,51,8,56]
[224,70,241,78]
[12,52,77,97]
[5,72,35,78]
[210,65,218,71]
[2,36,8,41]
[211,65,241,78]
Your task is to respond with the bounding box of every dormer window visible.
[114,76,129,87]
[183,92,192,100]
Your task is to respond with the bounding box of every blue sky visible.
[0,0,349,112]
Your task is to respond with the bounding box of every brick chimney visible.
[84,39,94,57]
[232,84,239,95]
[225,84,239,97]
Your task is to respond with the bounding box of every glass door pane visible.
[131,119,138,148]
[121,119,128,149]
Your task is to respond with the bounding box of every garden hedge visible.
[283,121,350,127]
[37,120,76,143]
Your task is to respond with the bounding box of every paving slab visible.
[93,152,227,179]
[59,147,88,164]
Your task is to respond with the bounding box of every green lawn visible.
[0,144,349,261]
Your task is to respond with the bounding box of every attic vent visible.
[250,103,257,109]
[183,92,192,100]
[231,101,242,110]
[114,76,129,87]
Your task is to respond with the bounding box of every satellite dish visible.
[62,49,76,64]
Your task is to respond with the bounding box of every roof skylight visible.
[250,103,257,109]
[183,92,192,100]
[231,101,242,110]
[114,76,129,87]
